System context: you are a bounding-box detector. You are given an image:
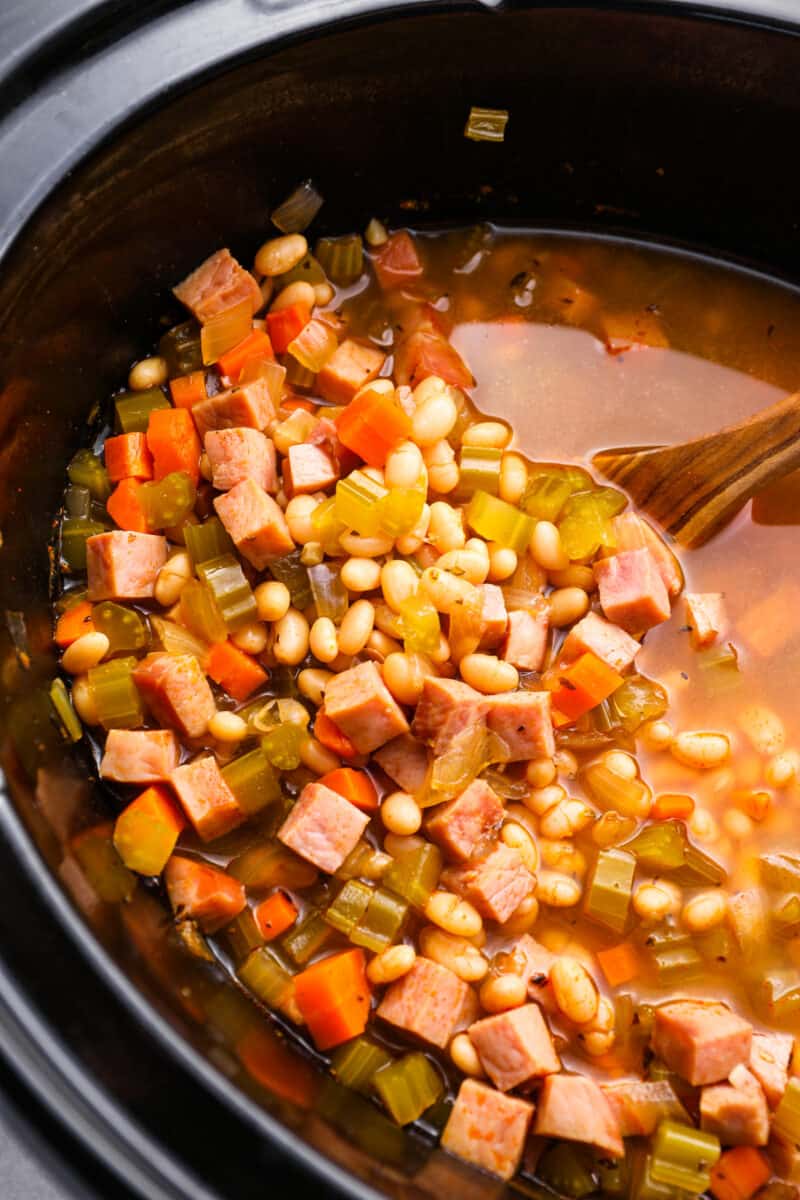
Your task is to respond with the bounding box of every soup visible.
[52,216,800,1198]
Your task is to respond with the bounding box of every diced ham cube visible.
[373,734,430,795]
[768,1130,800,1182]
[534,1074,624,1159]
[169,755,245,842]
[133,652,216,739]
[86,531,167,601]
[204,427,278,493]
[685,592,726,649]
[394,331,474,391]
[412,677,489,756]
[594,547,671,635]
[468,1002,560,1091]
[277,781,369,874]
[612,511,684,598]
[700,1064,769,1146]
[283,443,339,497]
[486,690,555,761]
[441,1079,533,1181]
[425,779,504,862]
[322,661,409,754]
[750,1032,793,1108]
[99,729,180,784]
[373,232,424,291]
[652,1000,753,1086]
[502,608,549,672]
[164,854,246,933]
[478,584,508,650]
[173,248,261,325]
[192,378,276,440]
[602,1080,688,1137]
[443,843,534,924]
[377,956,469,1049]
[561,610,640,673]
[316,339,386,405]
[214,478,294,568]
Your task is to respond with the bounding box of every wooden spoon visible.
[591,390,800,548]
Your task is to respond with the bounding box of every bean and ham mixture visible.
[54,212,800,1198]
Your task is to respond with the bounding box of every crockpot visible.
[1,2,799,1196]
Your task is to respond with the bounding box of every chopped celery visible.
[331,1037,393,1093]
[644,925,703,983]
[669,844,726,887]
[61,516,106,569]
[114,387,169,433]
[773,1077,800,1142]
[520,469,573,521]
[373,1052,443,1125]
[325,879,373,935]
[649,1120,720,1195]
[49,678,83,742]
[696,923,733,962]
[71,823,135,903]
[310,496,346,557]
[275,252,326,289]
[380,487,426,538]
[697,643,743,695]
[582,761,651,818]
[464,106,509,143]
[611,675,669,732]
[197,555,258,631]
[200,297,252,365]
[458,446,503,497]
[271,181,324,234]
[68,449,111,503]
[184,517,234,566]
[300,542,324,568]
[224,907,265,962]
[773,894,800,937]
[229,842,318,891]
[760,853,800,892]
[281,908,334,964]
[266,549,312,609]
[308,562,349,623]
[315,1077,406,1166]
[537,1143,598,1198]
[351,888,408,952]
[315,233,364,285]
[383,843,441,908]
[597,1157,632,1199]
[584,847,635,933]
[399,593,439,654]
[593,810,638,847]
[630,1146,695,1200]
[238,946,293,1006]
[625,820,686,871]
[180,580,228,644]
[261,722,305,770]
[221,749,280,816]
[757,971,800,1021]
[64,484,91,519]
[283,356,316,390]
[91,601,148,653]
[336,841,393,882]
[159,321,202,376]
[288,318,338,373]
[139,471,196,531]
[335,471,388,537]
[466,490,534,554]
[87,657,143,729]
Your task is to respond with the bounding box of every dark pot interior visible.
[0,3,798,1196]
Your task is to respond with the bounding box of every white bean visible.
[366,944,416,985]
[272,609,310,665]
[523,783,566,816]
[232,621,268,655]
[385,441,424,489]
[128,355,167,391]
[640,719,674,750]
[501,821,539,872]
[766,750,800,789]
[154,550,192,607]
[381,560,419,612]
[682,890,727,932]
[499,453,528,505]
[548,586,590,627]
[411,377,458,445]
[419,567,477,615]
[314,281,334,306]
[208,711,249,743]
[450,1033,485,1077]
[337,600,375,656]
[255,233,307,276]
[603,749,638,780]
[479,973,527,1013]
[422,438,459,493]
[255,580,291,622]
[62,632,109,674]
[671,731,731,769]
[395,503,431,555]
[536,871,582,907]
[428,502,466,554]
[436,549,488,585]
[285,495,319,544]
[419,927,488,983]
[460,654,518,694]
[738,704,786,756]
[548,564,596,591]
[381,791,422,836]
[71,675,98,725]
[531,521,569,571]
[526,759,557,788]
[299,735,340,775]
[270,280,315,311]
[487,544,517,581]
[297,667,332,706]
[462,421,512,449]
[550,957,599,1025]
[339,531,394,558]
[425,891,483,937]
[633,882,674,923]
[309,617,338,664]
[382,652,430,706]
[340,557,381,593]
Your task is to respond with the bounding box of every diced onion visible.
[287,318,339,373]
[200,298,253,365]
[271,180,324,233]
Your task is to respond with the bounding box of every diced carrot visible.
[280,396,316,414]
[217,329,275,383]
[107,477,148,532]
[55,599,95,648]
[254,891,298,941]
[266,303,311,354]
[169,370,207,410]
[104,433,154,483]
[548,652,624,722]
[206,640,268,702]
[314,711,358,759]
[146,407,202,486]
[733,788,772,821]
[335,387,412,467]
[318,767,378,813]
[113,784,186,876]
[372,231,423,290]
[236,1024,317,1108]
[709,1146,771,1200]
[651,793,695,821]
[293,948,371,1050]
[596,942,640,988]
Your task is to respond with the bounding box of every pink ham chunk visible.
[373,734,430,795]
[99,729,180,784]
[478,584,508,650]
[685,592,726,649]
[169,756,245,842]
[214,478,294,568]
[594,548,671,636]
[502,608,549,672]
[425,779,504,862]
[443,843,534,924]
[315,339,386,405]
[192,377,276,440]
[612,511,684,598]
[486,690,555,761]
[133,652,216,739]
[534,1074,624,1159]
[164,856,246,932]
[652,1000,753,1086]
[277,781,368,874]
[602,1080,688,1137]
[322,661,409,754]
[86,531,167,601]
[468,1002,560,1091]
[561,610,640,673]
[377,956,469,1049]
[204,428,277,493]
[750,1032,793,1108]
[441,1079,533,1181]
[283,443,339,497]
[412,677,489,756]
[700,1064,769,1146]
[173,248,261,324]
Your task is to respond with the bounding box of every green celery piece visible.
[261,722,305,770]
[224,907,265,963]
[558,487,626,560]
[335,840,392,883]
[61,517,105,569]
[773,894,800,937]
[91,601,148,653]
[697,643,743,695]
[68,448,111,502]
[229,842,318,892]
[308,562,349,623]
[625,820,686,871]
[669,844,726,887]
[221,749,280,816]
[582,762,651,818]
[773,1077,800,1142]
[266,549,312,609]
[610,674,668,732]
[584,847,635,934]
[315,1076,407,1165]
[597,1156,632,1199]
[630,1145,696,1200]
[351,888,408,953]
[281,908,334,964]
[537,1142,598,1198]
[373,1052,443,1125]
[458,446,503,499]
[50,678,83,743]
[649,1121,720,1195]
[179,579,227,643]
[760,853,800,892]
[466,489,534,554]
[379,487,426,538]
[331,1037,393,1093]
[139,471,196,531]
[335,471,388,536]
[64,485,91,519]
[382,844,442,908]
[159,321,202,376]
[325,880,374,935]
[72,824,135,903]
[315,233,364,285]
[184,516,234,566]
[310,496,347,557]
[114,387,170,433]
[399,593,440,654]
[283,356,316,389]
[519,469,573,521]
[275,253,326,288]
[238,946,293,1006]
[757,971,800,1022]
[645,927,703,984]
[87,656,143,730]
[197,554,257,631]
